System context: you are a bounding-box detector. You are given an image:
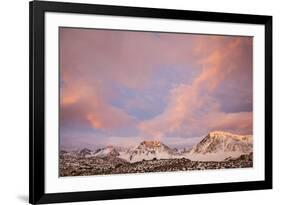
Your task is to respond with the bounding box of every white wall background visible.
[0,0,279,204]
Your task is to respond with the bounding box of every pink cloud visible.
[203,112,252,134]
[138,36,253,138]
[59,28,201,90]
[60,78,136,130]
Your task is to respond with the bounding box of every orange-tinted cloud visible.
[60,77,136,130]
[86,114,103,129]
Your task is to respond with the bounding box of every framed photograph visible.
[29,0,272,204]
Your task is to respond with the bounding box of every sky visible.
[59,27,253,150]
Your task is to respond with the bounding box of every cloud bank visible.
[60,28,252,149]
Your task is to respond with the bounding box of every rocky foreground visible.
[59,152,253,177]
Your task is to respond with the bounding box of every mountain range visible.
[62,131,253,162]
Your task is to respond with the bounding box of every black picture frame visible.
[29,0,272,204]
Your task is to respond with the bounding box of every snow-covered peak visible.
[118,141,181,163]
[189,131,253,157]
[92,146,120,158]
[136,140,168,150]
[79,148,92,157]
[208,131,253,143]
